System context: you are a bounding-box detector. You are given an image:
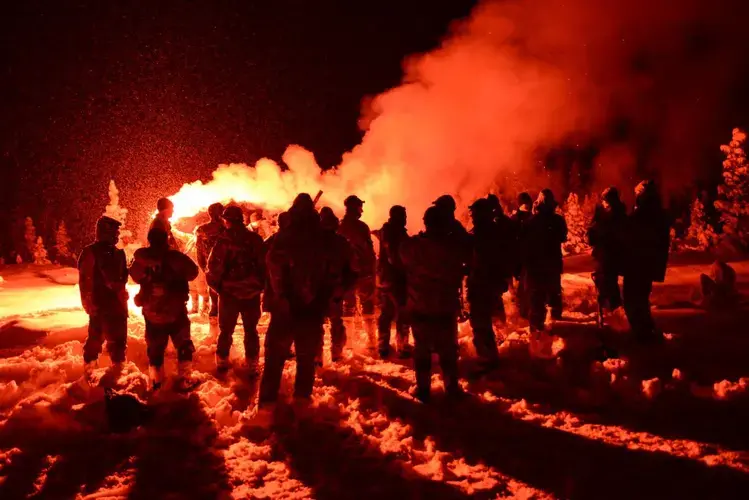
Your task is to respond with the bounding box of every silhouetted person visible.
[511,192,534,319]
[130,228,199,391]
[78,216,129,384]
[259,194,339,419]
[432,194,470,245]
[319,207,356,362]
[523,189,567,358]
[262,211,291,314]
[467,198,509,371]
[206,205,266,374]
[700,260,738,308]
[195,202,225,321]
[400,206,468,403]
[588,187,627,323]
[372,205,412,359]
[150,197,179,250]
[622,180,671,344]
[338,195,377,352]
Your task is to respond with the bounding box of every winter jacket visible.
[206,226,266,299]
[195,220,224,271]
[467,221,511,294]
[522,209,568,277]
[78,241,129,316]
[129,246,199,324]
[624,204,671,283]
[266,218,342,319]
[373,221,408,291]
[338,214,376,278]
[400,231,467,318]
[149,215,180,250]
[587,204,627,274]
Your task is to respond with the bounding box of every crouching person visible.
[400,206,468,403]
[130,228,199,391]
[257,194,336,422]
[79,216,129,384]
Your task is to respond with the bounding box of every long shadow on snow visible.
[0,399,137,498]
[326,370,749,500]
[250,405,470,500]
[127,395,231,499]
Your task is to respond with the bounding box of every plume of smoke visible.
[167,0,749,230]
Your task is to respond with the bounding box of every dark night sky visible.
[0,0,477,255]
[1,0,748,257]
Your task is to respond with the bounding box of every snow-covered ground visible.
[0,259,748,499]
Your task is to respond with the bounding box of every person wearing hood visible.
[78,216,129,384]
[466,198,509,371]
[372,205,412,359]
[258,194,340,419]
[622,180,671,344]
[432,194,470,247]
[149,197,180,250]
[588,187,627,325]
[511,192,534,319]
[319,207,356,362]
[206,205,266,375]
[338,195,377,352]
[400,206,469,403]
[130,228,199,391]
[523,189,568,358]
[195,202,225,320]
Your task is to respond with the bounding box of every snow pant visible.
[411,314,460,397]
[320,299,346,361]
[377,288,409,353]
[525,272,563,332]
[145,313,195,367]
[208,289,219,317]
[259,314,324,404]
[593,268,621,311]
[343,275,376,318]
[515,273,530,320]
[83,311,128,363]
[468,284,504,363]
[217,294,262,361]
[623,275,655,339]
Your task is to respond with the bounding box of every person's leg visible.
[293,319,324,400]
[240,296,262,365]
[410,319,433,402]
[549,274,563,320]
[83,315,105,364]
[216,294,240,361]
[329,299,346,360]
[623,275,656,341]
[208,289,219,318]
[377,290,395,356]
[434,318,461,395]
[468,288,499,364]
[170,313,196,364]
[258,315,294,405]
[359,276,377,350]
[103,312,128,364]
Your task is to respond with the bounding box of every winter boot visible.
[247,403,276,429]
[176,361,199,391]
[83,360,98,386]
[149,365,165,392]
[529,329,555,359]
[216,354,231,374]
[395,326,412,359]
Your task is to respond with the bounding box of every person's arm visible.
[77,247,96,315]
[205,241,227,292]
[128,251,148,284]
[173,252,200,281]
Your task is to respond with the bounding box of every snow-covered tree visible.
[562,192,591,255]
[715,128,749,246]
[683,197,717,251]
[54,221,72,262]
[24,217,37,262]
[104,180,132,249]
[33,236,50,265]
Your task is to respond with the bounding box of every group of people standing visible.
[77,178,671,409]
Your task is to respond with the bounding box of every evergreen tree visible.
[33,236,50,265]
[683,197,717,251]
[715,128,749,246]
[54,221,72,262]
[104,180,132,248]
[24,217,37,263]
[562,192,590,255]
